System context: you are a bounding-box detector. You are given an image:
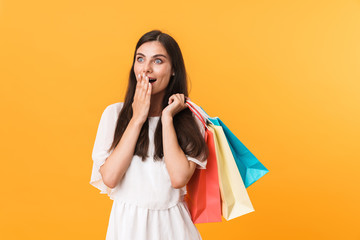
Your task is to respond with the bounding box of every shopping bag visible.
[209,118,269,188]
[209,123,255,220]
[186,100,255,221]
[186,100,269,188]
[185,103,222,224]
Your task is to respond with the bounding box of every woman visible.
[90,29,209,240]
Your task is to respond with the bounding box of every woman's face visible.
[134,41,174,96]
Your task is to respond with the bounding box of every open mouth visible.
[149,78,157,83]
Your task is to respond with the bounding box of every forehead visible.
[136,41,168,57]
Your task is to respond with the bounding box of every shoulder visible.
[99,102,124,123]
[103,102,124,115]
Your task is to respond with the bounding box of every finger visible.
[136,74,142,89]
[145,80,151,105]
[141,76,147,96]
[145,76,149,91]
[141,76,149,99]
[178,94,184,103]
[141,73,146,84]
[136,74,142,93]
[168,95,175,104]
[176,94,183,103]
[177,94,186,104]
[176,94,185,106]
[135,74,145,101]
[182,95,186,104]
[137,76,144,99]
[134,78,141,99]
[146,81,152,98]
[140,73,144,84]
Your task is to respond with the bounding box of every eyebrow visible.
[136,53,167,58]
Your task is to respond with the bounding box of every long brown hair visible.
[109,30,208,162]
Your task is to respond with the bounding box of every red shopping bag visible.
[185,101,222,224]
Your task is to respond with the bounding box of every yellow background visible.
[1,0,359,239]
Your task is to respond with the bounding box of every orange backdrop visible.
[1,0,359,239]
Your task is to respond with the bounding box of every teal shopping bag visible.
[208,117,269,188]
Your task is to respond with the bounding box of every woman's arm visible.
[162,115,197,189]
[99,118,143,188]
[161,93,198,189]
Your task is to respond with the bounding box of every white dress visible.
[90,102,207,240]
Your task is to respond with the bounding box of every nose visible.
[142,60,152,75]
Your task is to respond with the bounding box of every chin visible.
[150,89,166,96]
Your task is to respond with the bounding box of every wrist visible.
[161,114,173,123]
[129,117,144,128]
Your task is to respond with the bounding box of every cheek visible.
[155,67,171,78]
[133,62,142,72]
[133,65,139,74]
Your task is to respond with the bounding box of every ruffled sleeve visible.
[90,102,123,198]
[186,112,207,169]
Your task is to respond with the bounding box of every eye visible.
[154,58,163,64]
[137,57,144,62]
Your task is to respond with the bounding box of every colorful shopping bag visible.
[209,123,255,220]
[186,100,269,188]
[186,100,254,221]
[209,118,269,188]
[185,102,222,224]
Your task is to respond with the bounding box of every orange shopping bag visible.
[185,101,222,223]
